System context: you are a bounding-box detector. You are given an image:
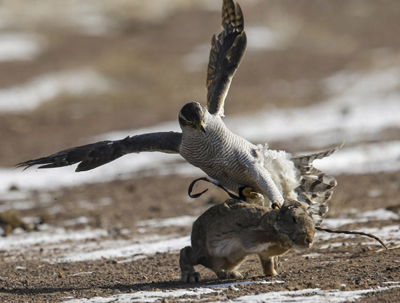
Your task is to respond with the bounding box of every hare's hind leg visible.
[179,246,201,283]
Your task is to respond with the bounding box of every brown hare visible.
[180,197,315,282]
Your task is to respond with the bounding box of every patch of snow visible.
[360,208,400,221]
[63,287,216,303]
[320,208,400,230]
[137,215,196,228]
[208,280,284,288]
[1,223,189,263]
[64,216,90,227]
[320,217,368,229]
[57,235,190,263]
[246,26,282,51]
[230,286,400,303]
[0,190,31,201]
[0,192,54,212]
[302,253,322,259]
[0,68,110,113]
[0,227,108,251]
[114,255,147,264]
[0,200,36,212]
[68,4,112,36]
[62,285,400,303]
[0,33,43,61]
[314,141,400,175]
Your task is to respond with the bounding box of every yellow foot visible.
[241,187,264,204]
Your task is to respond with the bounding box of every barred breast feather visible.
[180,113,285,205]
[180,114,258,193]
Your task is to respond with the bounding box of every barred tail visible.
[292,143,343,226]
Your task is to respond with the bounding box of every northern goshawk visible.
[17,0,340,218]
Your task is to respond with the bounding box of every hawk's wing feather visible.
[206,0,247,116]
[16,132,182,172]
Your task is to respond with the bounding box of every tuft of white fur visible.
[208,235,273,256]
[243,242,272,254]
[208,237,242,257]
[262,146,300,202]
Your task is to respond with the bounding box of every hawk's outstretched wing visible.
[206,0,247,117]
[16,132,182,172]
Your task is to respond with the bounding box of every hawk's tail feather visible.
[292,144,343,226]
[292,142,344,173]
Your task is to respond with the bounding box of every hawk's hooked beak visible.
[198,122,206,133]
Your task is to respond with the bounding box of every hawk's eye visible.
[187,121,193,125]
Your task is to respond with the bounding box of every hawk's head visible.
[179,102,206,133]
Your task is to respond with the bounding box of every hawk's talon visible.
[271,203,280,210]
[241,187,260,199]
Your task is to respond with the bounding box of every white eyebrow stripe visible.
[179,111,187,121]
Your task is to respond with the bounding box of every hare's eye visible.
[187,121,193,125]
[293,217,297,224]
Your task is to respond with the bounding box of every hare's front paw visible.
[216,270,243,280]
[259,255,280,276]
[181,271,201,283]
[264,267,278,276]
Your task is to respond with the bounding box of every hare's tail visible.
[291,143,343,226]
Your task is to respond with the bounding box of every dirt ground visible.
[0,1,400,302]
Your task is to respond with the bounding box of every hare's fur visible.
[180,199,315,282]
